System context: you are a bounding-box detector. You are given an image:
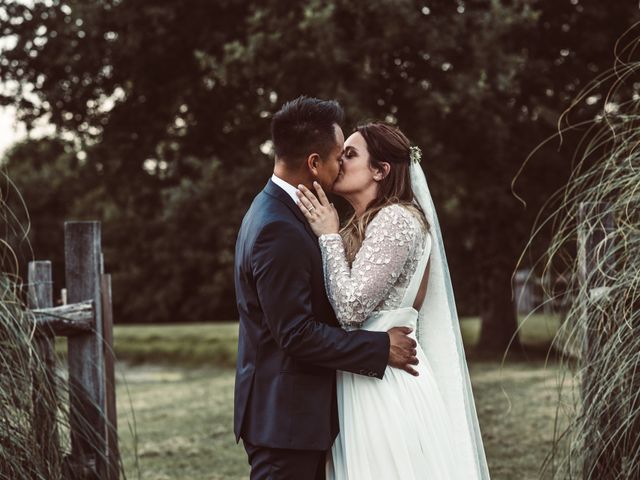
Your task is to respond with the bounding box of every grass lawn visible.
[116,360,573,480]
[104,315,573,479]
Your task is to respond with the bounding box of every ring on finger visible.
[308,206,315,213]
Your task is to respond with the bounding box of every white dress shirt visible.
[271,173,300,204]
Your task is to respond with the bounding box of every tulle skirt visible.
[326,308,464,480]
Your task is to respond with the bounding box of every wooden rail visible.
[33,300,94,335]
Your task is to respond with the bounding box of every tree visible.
[1,0,638,355]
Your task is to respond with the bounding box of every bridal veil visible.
[409,159,491,479]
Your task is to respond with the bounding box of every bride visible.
[295,122,490,479]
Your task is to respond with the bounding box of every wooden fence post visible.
[28,260,61,476]
[101,273,119,480]
[64,221,107,479]
[513,268,539,315]
[577,201,616,479]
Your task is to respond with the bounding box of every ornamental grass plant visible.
[520,27,640,479]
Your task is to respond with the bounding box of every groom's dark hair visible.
[271,96,344,165]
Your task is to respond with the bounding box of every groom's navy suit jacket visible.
[234,180,390,450]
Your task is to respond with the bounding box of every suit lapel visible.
[263,180,320,244]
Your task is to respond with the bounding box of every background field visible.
[57,313,561,367]
[99,315,575,480]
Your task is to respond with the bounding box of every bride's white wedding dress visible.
[319,200,489,479]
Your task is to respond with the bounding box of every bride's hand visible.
[296,182,340,237]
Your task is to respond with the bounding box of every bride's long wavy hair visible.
[340,122,428,262]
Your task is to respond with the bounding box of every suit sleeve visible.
[252,220,390,379]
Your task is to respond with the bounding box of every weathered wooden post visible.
[64,221,107,478]
[27,221,119,479]
[513,268,538,315]
[541,269,554,315]
[101,273,119,480]
[28,260,61,476]
[577,201,616,479]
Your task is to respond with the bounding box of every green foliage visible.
[0,1,638,351]
[3,138,86,291]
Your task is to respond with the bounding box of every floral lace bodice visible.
[318,204,428,330]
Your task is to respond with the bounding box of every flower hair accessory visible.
[409,145,422,164]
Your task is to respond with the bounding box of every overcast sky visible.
[0,106,24,157]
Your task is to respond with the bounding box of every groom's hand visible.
[387,327,419,376]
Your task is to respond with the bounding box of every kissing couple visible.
[234,96,490,479]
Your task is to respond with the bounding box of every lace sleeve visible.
[318,204,423,330]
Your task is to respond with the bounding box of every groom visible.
[234,96,419,479]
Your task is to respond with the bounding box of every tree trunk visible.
[477,260,521,354]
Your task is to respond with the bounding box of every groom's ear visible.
[306,153,321,175]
